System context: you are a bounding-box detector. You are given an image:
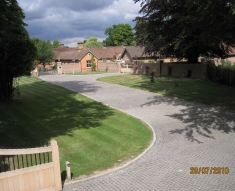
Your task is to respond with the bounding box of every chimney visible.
[59,43,65,48]
[77,42,84,52]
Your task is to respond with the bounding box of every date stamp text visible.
[190,167,229,174]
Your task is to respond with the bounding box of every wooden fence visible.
[0,140,62,191]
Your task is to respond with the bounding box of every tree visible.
[103,24,135,46]
[134,0,235,63]
[0,0,37,101]
[33,39,54,67]
[84,37,102,47]
[31,37,40,45]
[52,40,60,48]
[91,54,96,72]
[32,38,60,49]
[103,26,116,46]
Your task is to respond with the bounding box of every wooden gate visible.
[0,140,62,191]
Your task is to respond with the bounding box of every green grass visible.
[0,77,152,180]
[97,74,235,113]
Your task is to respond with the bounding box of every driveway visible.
[40,73,235,191]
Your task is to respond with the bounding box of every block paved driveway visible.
[40,73,235,191]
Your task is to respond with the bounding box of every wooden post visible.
[51,140,62,191]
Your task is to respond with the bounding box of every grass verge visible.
[97,74,235,113]
[0,76,152,180]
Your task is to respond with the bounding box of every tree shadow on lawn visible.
[0,79,115,146]
[141,95,235,143]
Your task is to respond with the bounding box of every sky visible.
[17,0,142,47]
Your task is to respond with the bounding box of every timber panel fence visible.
[0,140,62,191]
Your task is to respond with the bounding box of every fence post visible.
[51,140,62,191]
[66,161,71,181]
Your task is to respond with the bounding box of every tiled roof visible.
[52,47,99,60]
[89,46,124,59]
[53,46,152,61]
[52,47,78,60]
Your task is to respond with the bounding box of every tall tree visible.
[52,40,60,48]
[134,0,235,63]
[84,37,102,47]
[0,0,36,101]
[33,39,54,67]
[103,24,135,46]
[103,25,116,46]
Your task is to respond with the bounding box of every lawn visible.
[97,74,235,113]
[0,77,152,180]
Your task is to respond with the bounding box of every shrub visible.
[105,65,109,72]
[53,64,57,70]
[207,60,235,87]
[146,66,150,75]
[91,63,96,71]
[150,71,154,82]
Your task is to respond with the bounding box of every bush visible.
[105,65,109,72]
[146,66,150,75]
[150,71,154,82]
[207,60,235,87]
[91,63,96,71]
[53,64,57,70]
[148,60,155,63]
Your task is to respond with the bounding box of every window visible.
[86,60,91,68]
[102,58,107,62]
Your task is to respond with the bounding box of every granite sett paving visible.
[39,73,235,191]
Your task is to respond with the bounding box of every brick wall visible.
[98,62,119,73]
[133,62,207,78]
[61,63,81,73]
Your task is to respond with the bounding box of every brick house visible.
[53,43,125,73]
[120,46,157,64]
[53,43,99,72]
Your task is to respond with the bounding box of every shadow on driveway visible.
[141,95,235,143]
